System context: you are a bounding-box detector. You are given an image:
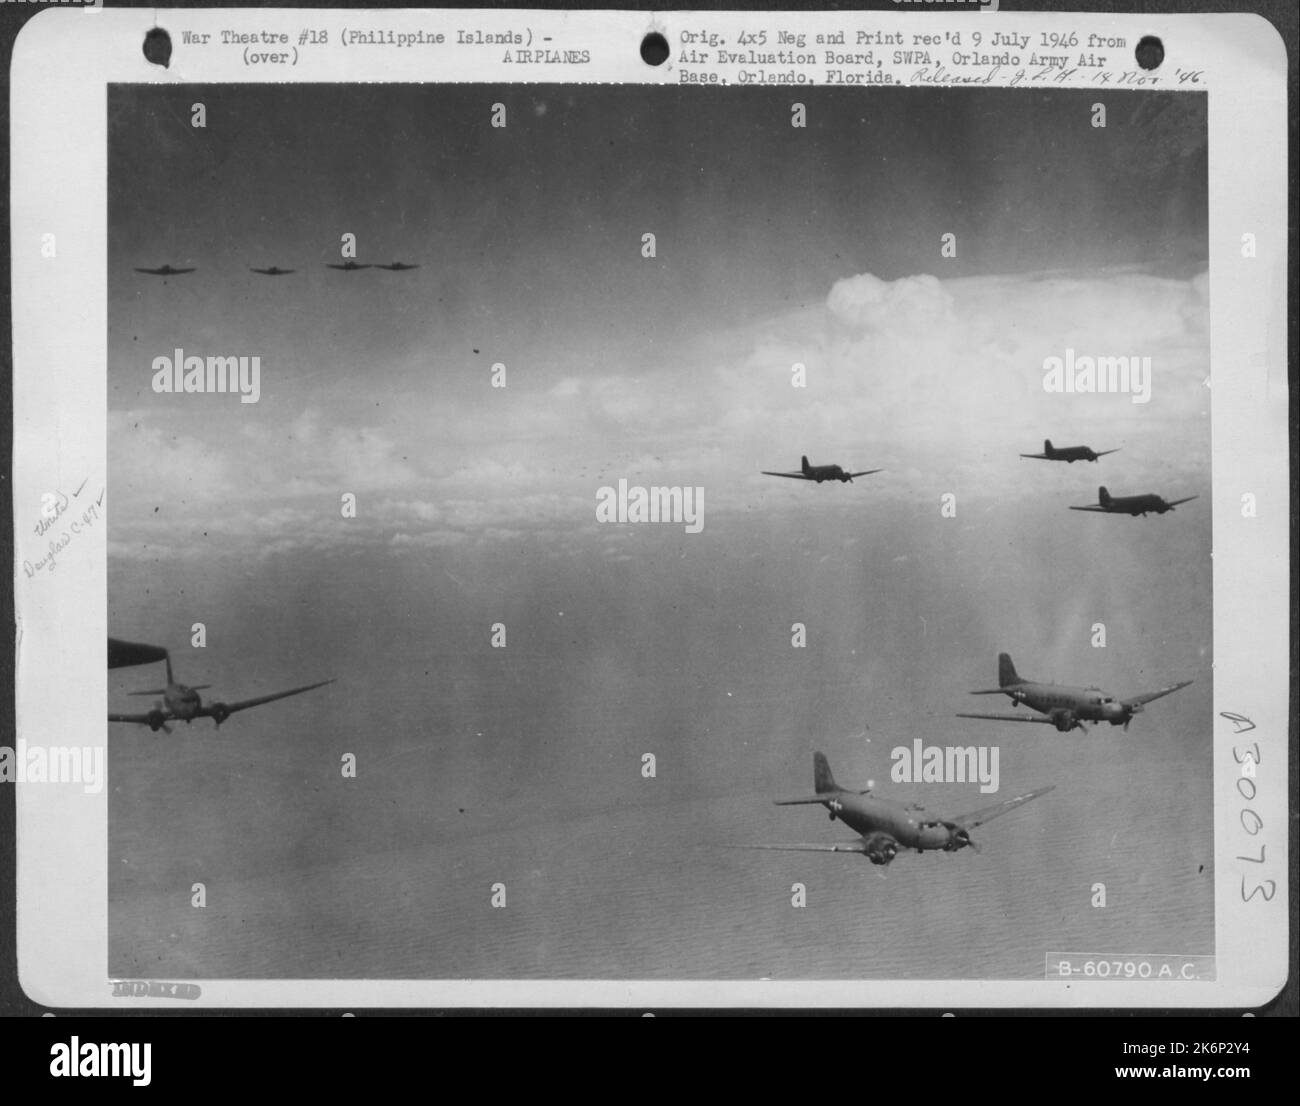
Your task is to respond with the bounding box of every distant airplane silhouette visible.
[1069,486,1198,516]
[763,455,882,484]
[250,266,295,276]
[326,261,372,272]
[1021,439,1119,463]
[375,261,420,271]
[135,265,195,276]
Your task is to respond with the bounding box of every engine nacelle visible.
[147,710,166,733]
[943,825,972,852]
[209,703,231,726]
[1052,711,1076,732]
[864,833,898,866]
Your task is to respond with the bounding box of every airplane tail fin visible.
[814,751,838,794]
[164,652,174,686]
[801,455,811,475]
[1044,439,1053,454]
[998,652,1022,688]
[1099,486,1111,506]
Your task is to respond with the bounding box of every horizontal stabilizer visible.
[774,794,836,806]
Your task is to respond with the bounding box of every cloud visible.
[110,266,1209,561]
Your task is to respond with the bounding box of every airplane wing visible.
[1068,505,1112,512]
[108,710,172,725]
[1019,453,1050,460]
[107,637,169,669]
[198,678,335,718]
[956,711,1055,724]
[761,471,811,479]
[1094,449,1121,457]
[1121,679,1193,710]
[846,469,883,478]
[949,785,1056,830]
[1165,496,1198,508]
[721,841,869,854]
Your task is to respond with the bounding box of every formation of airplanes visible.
[762,455,882,484]
[1069,486,1198,516]
[137,261,420,276]
[108,650,333,733]
[1018,436,1196,517]
[957,652,1193,733]
[731,753,1054,866]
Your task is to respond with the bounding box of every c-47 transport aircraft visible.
[957,653,1193,733]
[762,455,882,484]
[729,753,1054,866]
[109,655,334,733]
[1020,439,1119,463]
[134,264,195,276]
[1069,486,1198,516]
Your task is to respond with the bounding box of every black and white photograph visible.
[103,79,1215,982]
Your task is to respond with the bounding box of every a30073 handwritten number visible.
[1223,712,1275,904]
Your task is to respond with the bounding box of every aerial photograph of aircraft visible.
[729,753,1054,866]
[957,652,1194,733]
[762,455,882,484]
[1020,439,1119,463]
[108,655,334,733]
[1069,486,1198,516]
[325,260,372,272]
[375,261,420,271]
[134,264,196,276]
[250,266,296,276]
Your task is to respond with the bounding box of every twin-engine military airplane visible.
[730,753,1053,866]
[250,266,295,276]
[326,260,372,272]
[109,655,334,733]
[134,264,196,276]
[957,653,1193,733]
[376,261,420,271]
[1069,486,1198,516]
[1020,439,1119,463]
[762,455,882,484]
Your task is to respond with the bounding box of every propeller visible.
[946,824,981,854]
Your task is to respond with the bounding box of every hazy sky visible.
[108,84,1208,568]
[107,85,1212,980]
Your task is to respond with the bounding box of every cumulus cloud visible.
[110,266,1209,561]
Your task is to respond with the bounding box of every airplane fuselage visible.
[162,683,204,721]
[1049,445,1099,462]
[1103,494,1173,515]
[823,792,961,855]
[808,465,851,482]
[1000,681,1126,725]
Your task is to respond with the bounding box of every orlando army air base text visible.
[675,27,1171,86]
